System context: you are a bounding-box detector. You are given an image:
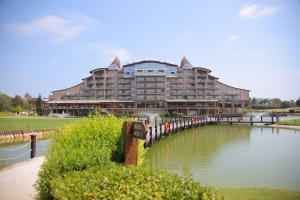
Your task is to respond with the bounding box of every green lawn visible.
[246,107,300,113]
[277,119,300,126]
[0,116,82,131]
[220,188,300,200]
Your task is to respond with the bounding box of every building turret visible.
[108,56,121,70]
[180,56,193,69]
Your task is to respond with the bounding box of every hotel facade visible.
[48,57,250,116]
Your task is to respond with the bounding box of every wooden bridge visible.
[137,114,280,148]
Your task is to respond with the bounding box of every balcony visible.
[186,79,195,83]
[94,74,104,78]
[86,80,94,84]
[118,85,130,89]
[197,74,207,78]
[171,85,184,89]
[81,93,95,97]
[118,80,131,84]
[207,79,215,83]
[197,78,206,82]
[169,79,183,83]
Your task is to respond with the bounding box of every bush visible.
[36,114,125,199]
[51,165,221,200]
[37,114,220,200]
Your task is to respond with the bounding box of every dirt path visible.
[0,156,45,200]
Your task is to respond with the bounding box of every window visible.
[126,72,130,75]
[148,70,153,72]
[158,70,164,72]
[171,72,175,74]
[137,70,143,72]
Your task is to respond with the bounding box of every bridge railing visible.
[140,114,280,148]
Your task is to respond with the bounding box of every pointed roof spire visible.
[180,56,190,67]
[180,56,194,69]
[112,56,121,68]
[108,56,121,70]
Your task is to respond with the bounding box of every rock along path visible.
[0,156,45,200]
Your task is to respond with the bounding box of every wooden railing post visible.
[149,127,153,146]
[30,134,36,159]
[155,124,158,140]
[159,124,162,139]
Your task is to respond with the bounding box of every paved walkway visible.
[0,156,45,200]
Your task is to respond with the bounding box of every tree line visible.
[249,97,300,109]
[0,92,43,115]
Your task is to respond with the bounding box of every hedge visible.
[36,114,221,200]
[51,164,221,200]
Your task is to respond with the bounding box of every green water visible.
[146,125,300,191]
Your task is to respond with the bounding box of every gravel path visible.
[0,156,45,200]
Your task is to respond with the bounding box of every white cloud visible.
[239,3,283,19]
[73,42,135,64]
[5,14,97,42]
[225,34,239,43]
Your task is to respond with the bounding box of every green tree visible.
[281,101,291,108]
[271,98,281,104]
[271,98,281,108]
[0,92,12,111]
[36,95,43,116]
[251,97,257,105]
[24,92,32,111]
[296,98,300,106]
[13,105,23,114]
[12,95,24,108]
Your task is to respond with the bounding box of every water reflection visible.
[0,140,50,169]
[146,125,300,191]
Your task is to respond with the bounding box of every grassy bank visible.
[220,188,300,200]
[0,116,81,131]
[246,107,300,113]
[277,119,300,126]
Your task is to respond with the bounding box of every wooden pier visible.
[136,114,281,148]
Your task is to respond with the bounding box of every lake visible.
[146,125,300,191]
[0,140,50,169]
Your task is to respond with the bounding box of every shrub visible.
[37,114,220,200]
[51,164,221,200]
[36,114,125,199]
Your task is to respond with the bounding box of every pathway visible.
[0,156,45,200]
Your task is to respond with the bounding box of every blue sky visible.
[0,0,299,100]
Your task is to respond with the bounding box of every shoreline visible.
[266,124,300,130]
[1,157,299,200]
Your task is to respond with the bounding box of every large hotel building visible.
[48,57,250,116]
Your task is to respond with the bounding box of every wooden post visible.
[149,127,153,146]
[155,124,158,140]
[261,116,263,123]
[172,121,174,133]
[30,134,36,159]
[159,124,162,139]
[123,121,138,166]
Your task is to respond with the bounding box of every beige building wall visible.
[52,83,82,100]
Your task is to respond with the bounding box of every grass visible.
[0,116,82,131]
[220,188,300,200]
[246,107,300,113]
[277,119,300,126]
